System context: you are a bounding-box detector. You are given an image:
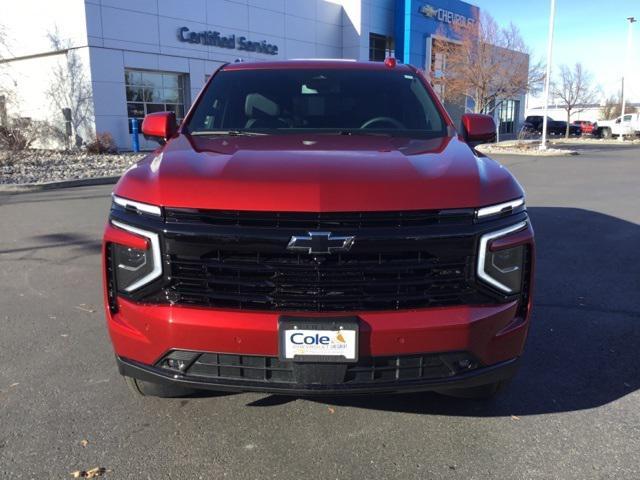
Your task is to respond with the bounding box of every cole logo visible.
[290,333,331,345]
[289,331,347,346]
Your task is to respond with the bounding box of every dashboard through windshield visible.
[186,68,447,138]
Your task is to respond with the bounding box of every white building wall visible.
[85,0,347,61]
[338,0,363,59]
[84,0,359,148]
[339,0,395,60]
[362,0,395,50]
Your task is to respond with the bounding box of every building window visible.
[369,33,394,61]
[497,100,520,134]
[432,51,446,80]
[125,69,188,132]
[430,39,453,101]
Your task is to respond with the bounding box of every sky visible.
[475,0,640,106]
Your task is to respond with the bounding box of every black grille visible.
[187,354,294,382]
[165,208,475,230]
[164,240,481,311]
[150,208,502,312]
[163,352,480,385]
[105,244,118,313]
[517,245,533,318]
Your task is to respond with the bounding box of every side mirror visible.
[141,112,177,143]
[460,113,497,145]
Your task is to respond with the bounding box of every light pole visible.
[619,16,636,142]
[540,0,556,150]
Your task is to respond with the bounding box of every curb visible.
[0,176,120,193]
[476,145,578,157]
[478,149,578,157]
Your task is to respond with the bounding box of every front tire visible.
[124,376,197,398]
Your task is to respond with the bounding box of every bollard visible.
[130,118,140,152]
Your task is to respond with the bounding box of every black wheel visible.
[124,376,197,398]
[602,128,612,139]
[436,380,509,399]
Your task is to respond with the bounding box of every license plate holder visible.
[278,316,359,363]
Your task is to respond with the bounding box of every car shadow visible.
[246,207,640,416]
[0,189,111,207]
[0,233,102,256]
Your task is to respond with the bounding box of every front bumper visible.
[117,355,520,396]
[107,296,530,394]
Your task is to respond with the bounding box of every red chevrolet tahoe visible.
[103,60,534,399]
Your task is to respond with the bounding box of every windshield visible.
[186,68,447,138]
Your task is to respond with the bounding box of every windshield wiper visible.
[190,130,269,136]
[334,130,390,136]
[334,130,443,139]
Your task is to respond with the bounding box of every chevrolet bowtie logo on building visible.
[287,232,355,255]
[419,4,438,18]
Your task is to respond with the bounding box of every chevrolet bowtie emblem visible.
[287,231,355,255]
[419,4,438,18]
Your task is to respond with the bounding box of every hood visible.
[114,134,523,212]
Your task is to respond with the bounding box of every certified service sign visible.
[178,27,278,55]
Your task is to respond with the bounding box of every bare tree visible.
[551,63,599,138]
[0,24,6,57]
[0,22,8,61]
[46,29,93,148]
[600,94,637,120]
[0,23,13,128]
[433,13,544,114]
[0,25,61,148]
[600,96,621,120]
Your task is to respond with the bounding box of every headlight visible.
[112,195,161,216]
[110,220,162,292]
[477,221,527,293]
[476,198,524,219]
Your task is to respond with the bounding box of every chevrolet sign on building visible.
[419,3,476,26]
[394,0,481,79]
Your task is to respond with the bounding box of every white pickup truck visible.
[596,113,640,138]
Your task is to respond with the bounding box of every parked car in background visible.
[595,114,640,138]
[103,60,534,400]
[572,120,596,135]
[523,115,581,136]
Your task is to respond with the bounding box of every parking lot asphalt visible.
[551,140,640,153]
[1,146,639,479]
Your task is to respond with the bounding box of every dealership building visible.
[1,0,527,149]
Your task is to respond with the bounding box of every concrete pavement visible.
[1,146,639,479]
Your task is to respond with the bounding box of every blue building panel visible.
[395,0,479,68]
